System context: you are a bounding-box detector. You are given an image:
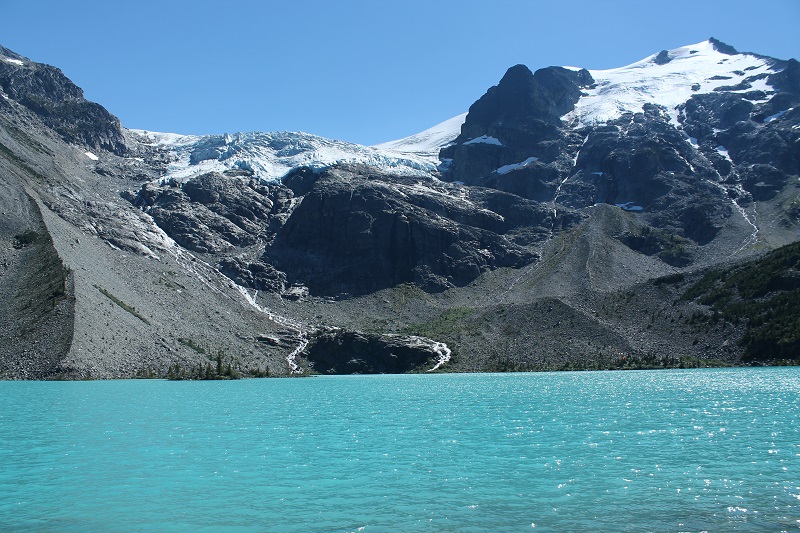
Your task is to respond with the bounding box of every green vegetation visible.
[619,226,693,266]
[653,272,685,286]
[94,285,150,325]
[387,283,434,313]
[177,337,207,355]
[12,227,70,317]
[486,353,732,372]
[402,307,476,339]
[682,242,800,361]
[135,359,270,380]
[13,230,47,248]
[0,140,53,184]
[399,307,479,367]
[783,194,800,224]
[166,351,241,380]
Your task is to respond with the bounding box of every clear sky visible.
[3,0,799,145]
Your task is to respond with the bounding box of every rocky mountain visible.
[0,38,798,379]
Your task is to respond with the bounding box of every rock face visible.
[0,46,126,155]
[131,164,553,296]
[441,65,593,191]
[303,328,445,374]
[0,188,74,379]
[438,44,800,260]
[131,172,295,254]
[267,165,540,295]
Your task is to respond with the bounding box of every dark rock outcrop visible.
[709,37,739,56]
[218,257,287,293]
[440,64,592,187]
[265,165,537,295]
[0,46,126,154]
[131,173,295,254]
[303,328,444,374]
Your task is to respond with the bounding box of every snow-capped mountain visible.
[134,38,794,194]
[563,39,781,127]
[1,38,798,379]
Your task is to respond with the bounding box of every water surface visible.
[1,368,798,531]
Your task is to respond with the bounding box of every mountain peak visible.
[563,39,780,127]
[456,62,593,142]
[0,45,27,64]
[498,64,535,85]
[709,37,739,55]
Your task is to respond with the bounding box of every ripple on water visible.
[0,367,798,531]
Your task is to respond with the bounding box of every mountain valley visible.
[1,39,798,378]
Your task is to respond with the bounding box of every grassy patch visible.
[177,337,206,355]
[94,285,150,325]
[653,272,685,286]
[402,307,476,339]
[485,353,733,372]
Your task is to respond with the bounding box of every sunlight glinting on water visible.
[0,368,798,531]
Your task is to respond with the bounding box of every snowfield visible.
[374,112,466,158]
[563,39,780,127]
[131,113,465,185]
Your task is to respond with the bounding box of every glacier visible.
[132,113,466,186]
[132,39,787,196]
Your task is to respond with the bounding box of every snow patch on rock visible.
[496,156,539,174]
[765,109,790,123]
[464,135,503,146]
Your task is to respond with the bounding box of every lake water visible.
[0,368,798,532]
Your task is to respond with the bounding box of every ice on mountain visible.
[145,126,454,186]
[765,109,790,123]
[464,135,503,146]
[562,39,779,127]
[3,57,24,66]
[84,151,99,161]
[375,113,466,161]
[496,156,539,174]
[132,39,789,192]
[616,202,644,211]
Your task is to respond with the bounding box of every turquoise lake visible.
[1,368,798,532]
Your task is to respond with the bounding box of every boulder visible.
[302,328,446,374]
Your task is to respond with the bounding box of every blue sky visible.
[4,0,799,145]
